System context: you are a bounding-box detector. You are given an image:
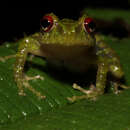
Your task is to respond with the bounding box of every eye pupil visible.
[88,21,95,30]
[41,19,50,28]
[84,17,95,33]
[40,15,53,32]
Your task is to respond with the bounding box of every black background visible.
[0,1,129,43]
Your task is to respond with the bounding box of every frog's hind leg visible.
[111,82,130,94]
[67,62,108,102]
[67,83,98,102]
[109,64,130,94]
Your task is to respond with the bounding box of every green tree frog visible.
[1,13,129,102]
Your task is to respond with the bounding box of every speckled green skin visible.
[14,13,124,99]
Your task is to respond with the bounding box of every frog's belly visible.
[47,58,91,73]
[38,44,96,73]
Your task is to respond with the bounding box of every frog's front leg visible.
[67,62,108,102]
[14,36,45,99]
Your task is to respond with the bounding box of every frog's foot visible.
[18,75,46,99]
[0,55,16,62]
[112,82,130,94]
[67,83,100,102]
[24,75,44,81]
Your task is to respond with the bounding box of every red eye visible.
[40,15,53,32]
[84,17,95,33]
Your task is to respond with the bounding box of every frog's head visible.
[40,13,96,47]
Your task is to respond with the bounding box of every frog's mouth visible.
[41,30,96,47]
[42,36,95,47]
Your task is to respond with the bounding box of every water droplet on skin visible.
[25,39,29,43]
[114,66,119,71]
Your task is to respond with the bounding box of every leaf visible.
[0,9,130,130]
[84,8,130,24]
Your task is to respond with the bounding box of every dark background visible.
[0,1,129,43]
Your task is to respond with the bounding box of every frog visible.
[0,13,129,102]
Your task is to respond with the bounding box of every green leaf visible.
[83,8,130,24]
[0,9,130,130]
